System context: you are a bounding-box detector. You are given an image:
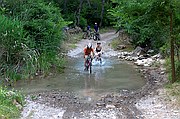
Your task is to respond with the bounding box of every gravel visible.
[136,89,180,119]
[20,32,180,119]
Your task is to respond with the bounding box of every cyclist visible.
[94,23,99,32]
[83,43,95,70]
[87,25,91,31]
[94,23,100,40]
[95,42,103,62]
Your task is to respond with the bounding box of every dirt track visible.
[20,31,180,119]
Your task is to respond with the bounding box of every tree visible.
[170,7,176,83]
[76,0,84,26]
[50,0,114,28]
[109,0,180,82]
[100,0,105,26]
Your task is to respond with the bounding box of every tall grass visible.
[0,15,38,82]
[0,0,66,83]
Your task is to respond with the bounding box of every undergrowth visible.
[0,87,25,119]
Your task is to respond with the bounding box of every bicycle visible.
[88,31,94,40]
[84,55,93,74]
[93,32,101,41]
[82,31,89,39]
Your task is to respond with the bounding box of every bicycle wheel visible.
[93,35,97,41]
[89,64,92,74]
[88,33,93,40]
[83,32,87,39]
[86,62,89,71]
[97,33,100,40]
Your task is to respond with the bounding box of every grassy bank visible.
[164,82,180,107]
[111,37,134,52]
[0,87,24,119]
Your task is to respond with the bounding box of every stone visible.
[160,67,166,71]
[132,56,138,61]
[144,64,150,67]
[132,46,146,57]
[160,72,165,75]
[106,104,116,108]
[147,49,154,54]
[96,102,105,107]
[152,53,162,59]
[134,60,144,66]
[159,59,166,64]
[118,55,123,59]
[117,45,126,50]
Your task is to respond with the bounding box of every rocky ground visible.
[20,31,180,119]
[136,88,180,119]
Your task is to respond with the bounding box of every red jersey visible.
[84,48,94,55]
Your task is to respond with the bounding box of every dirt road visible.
[67,31,119,58]
[20,31,179,119]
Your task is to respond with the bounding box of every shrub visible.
[0,87,24,119]
[0,0,66,82]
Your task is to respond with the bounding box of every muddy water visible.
[14,54,145,100]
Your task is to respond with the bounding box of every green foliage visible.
[0,15,37,81]
[79,16,87,28]
[111,37,133,51]
[0,15,24,65]
[165,57,180,81]
[0,0,66,82]
[51,0,114,28]
[175,60,180,81]
[165,82,180,107]
[21,0,65,52]
[110,0,180,82]
[0,87,24,119]
[109,0,172,50]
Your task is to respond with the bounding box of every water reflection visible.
[13,56,145,99]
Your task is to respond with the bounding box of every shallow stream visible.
[14,54,145,101]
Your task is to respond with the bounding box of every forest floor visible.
[20,31,180,119]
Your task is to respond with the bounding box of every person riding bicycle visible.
[83,43,95,69]
[94,23,99,33]
[95,41,103,62]
[94,23,100,40]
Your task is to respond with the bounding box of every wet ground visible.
[16,31,179,119]
[15,56,145,99]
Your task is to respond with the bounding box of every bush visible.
[0,15,37,81]
[0,87,24,119]
[21,0,65,72]
[0,0,66,82]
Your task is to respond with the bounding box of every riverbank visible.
[111,33,180,118]
[135,66,180,119]
[20,31,180,119]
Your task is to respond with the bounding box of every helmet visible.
[97,41,101,45]
[87,43,92,48]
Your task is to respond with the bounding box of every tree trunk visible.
[74,11,77,26]
[99,0,105,27]
[77,0,83,26]
[170,10,176,83]
[63,0,67,14]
